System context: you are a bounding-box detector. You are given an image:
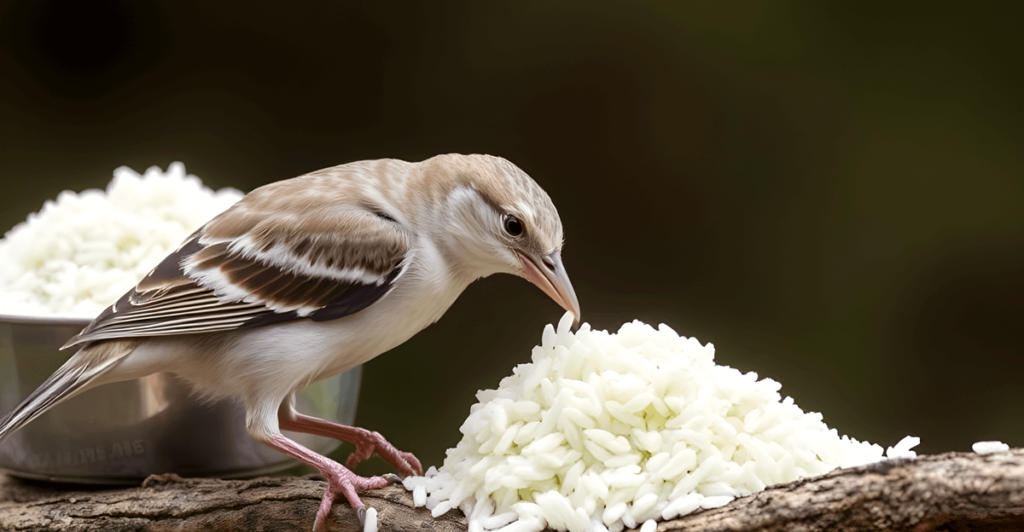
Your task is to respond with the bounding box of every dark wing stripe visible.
[146,312,263,329]
[286,277,329,307]
[241,267,308,303]
[98,300,257,326]
[135,235,204,293]
[316,282,355,308]
[253,272,305,302]
[237,263,286,288]
[125,292,215,312]
[188,244,230,270]
[106,298,222,323]
[238,309,299,329]
[310,267,402,322]
[83,320,252,341]
[92,316,264,339]
[99,306,271,332]
[222,260,266,281]
[130,287,210,307]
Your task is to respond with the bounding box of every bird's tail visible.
[0,339,139,444]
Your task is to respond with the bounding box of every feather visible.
[0,340,141,443]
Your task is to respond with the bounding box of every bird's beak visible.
[517,250,582,328]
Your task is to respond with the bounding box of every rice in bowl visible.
[0,162,243,317]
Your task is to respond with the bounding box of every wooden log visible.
[1,450,1022,531]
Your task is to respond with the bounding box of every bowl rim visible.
[0,312,92,326]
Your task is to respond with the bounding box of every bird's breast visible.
[304,268,468,380]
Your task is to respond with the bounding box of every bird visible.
[0,154,581,531]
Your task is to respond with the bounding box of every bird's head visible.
[419,154,581,326]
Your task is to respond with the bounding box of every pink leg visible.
[280,412,423,477]
[259,432,393,532]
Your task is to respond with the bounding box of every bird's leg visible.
[256,431,396,532]
[280,411,423,477]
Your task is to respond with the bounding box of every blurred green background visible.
[0,1,1020,476]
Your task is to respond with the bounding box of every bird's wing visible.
[64,180,412,349]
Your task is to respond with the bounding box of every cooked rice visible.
[363,506,378,532]
[0,162,242,317]
[404,313,920,532]
[972,441,1009,454]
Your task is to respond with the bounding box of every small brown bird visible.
[0,154,580,531]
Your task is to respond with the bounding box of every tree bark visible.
[1,450,1021,532]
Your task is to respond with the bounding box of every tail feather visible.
[0,339,139,444]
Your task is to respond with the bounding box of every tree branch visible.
[1,450,1022,531]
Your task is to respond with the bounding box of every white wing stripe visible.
[102,300,257,326]
[181,266,253,303]
[217,235,387,286]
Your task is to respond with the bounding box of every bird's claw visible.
[383,473,402,484]
[344,430,423,477]
[307,465,389,532]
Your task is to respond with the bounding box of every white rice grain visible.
[661,493,703,521]
[972,441,1010,454]
[885,436,920,459]
[431,501,453,518]
[363,507,378,532]
[483,512,519,530]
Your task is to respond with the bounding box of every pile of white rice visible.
[0,162,243,317]
[403,313,922,532]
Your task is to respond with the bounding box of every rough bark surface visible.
[1,450,1022,532]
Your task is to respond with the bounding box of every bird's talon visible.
[384,473,402,484]
[358,506,367,527]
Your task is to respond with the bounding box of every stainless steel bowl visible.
[0,313,360,484]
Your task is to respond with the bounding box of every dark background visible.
[0,1,1021,475]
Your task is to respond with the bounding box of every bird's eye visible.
[503,214,523,237]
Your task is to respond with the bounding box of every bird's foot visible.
[344,428,424,477]
[141,472,185,488]
[311,464,401,532]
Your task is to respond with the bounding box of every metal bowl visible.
[0,313,360,484]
